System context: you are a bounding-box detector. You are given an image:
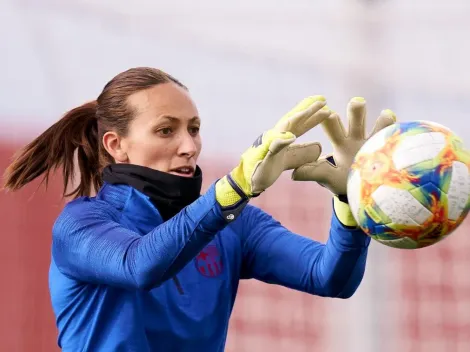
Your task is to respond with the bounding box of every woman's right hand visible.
[215,95,332,222]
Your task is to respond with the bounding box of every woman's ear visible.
[102,131,128,163]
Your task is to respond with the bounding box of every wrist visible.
[333,195,358,228]
[215,175,249,222]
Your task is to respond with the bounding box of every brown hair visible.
[2,67,186,199]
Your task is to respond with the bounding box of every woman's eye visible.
[189,126,200,135]
[158,127,173,136]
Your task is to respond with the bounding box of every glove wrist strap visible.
[215,175,249,223]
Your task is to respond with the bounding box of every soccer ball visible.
[347,120,470,249]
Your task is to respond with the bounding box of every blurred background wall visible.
[1,0,469,351]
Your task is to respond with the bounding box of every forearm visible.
[239,201,369,298]
[312,200,370,298]
[134,185,227,288]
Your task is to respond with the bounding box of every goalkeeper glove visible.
[216,95,331,222]
[292,97,397,226]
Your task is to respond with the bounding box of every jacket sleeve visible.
[52,183,227,291]
[238,201,370,298]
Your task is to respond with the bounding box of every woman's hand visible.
[215,95,331,222]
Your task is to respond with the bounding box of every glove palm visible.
[216,96,331,221]
[292,97,397,226]
[293,97,397,195]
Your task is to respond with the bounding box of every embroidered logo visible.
[195,244,223,277]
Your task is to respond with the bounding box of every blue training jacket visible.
[49,181,370,351]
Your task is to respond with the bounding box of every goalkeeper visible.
[3,67,396,352]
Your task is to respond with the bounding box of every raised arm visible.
[52,184,227,291]
[239,203,370,298]
[240,97,399,297]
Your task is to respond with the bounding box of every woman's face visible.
[116,82,202,177]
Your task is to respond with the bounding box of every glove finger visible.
[298,105,332,138]
[268,132,296,155]
[369,109,397,137]
[347,97,367,140]
[250,133,296,194]
[282,142,322,170]
[275,96,329,137]
[291,158,333,183]
[322,113,347,146]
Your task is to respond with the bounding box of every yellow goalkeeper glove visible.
[216,95,331,222]
[292,97,397,226]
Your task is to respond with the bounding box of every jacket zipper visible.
[172,276,184,294]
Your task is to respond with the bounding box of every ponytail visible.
[2,101,102,199]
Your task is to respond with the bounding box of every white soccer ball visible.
[346,120,470,249]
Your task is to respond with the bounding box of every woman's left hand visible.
[291,97,397,197]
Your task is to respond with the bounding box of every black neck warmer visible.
[102,164,203,221]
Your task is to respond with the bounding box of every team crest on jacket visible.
[195,244,223,277]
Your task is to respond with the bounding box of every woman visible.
[3,67,396,351]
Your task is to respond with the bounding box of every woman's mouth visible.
[169,167,195,177]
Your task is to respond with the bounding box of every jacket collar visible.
[102,164,202,221]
